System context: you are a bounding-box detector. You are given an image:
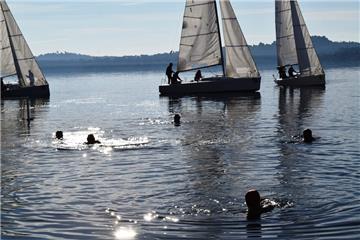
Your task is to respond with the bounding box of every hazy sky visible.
[5,0,360,56]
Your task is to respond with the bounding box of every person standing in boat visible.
[1,77,5,93]
[194,70,203,82]
[288,65,297,77]
[171,71,182,84]
[26,70,35,86]
[166,63,174,84]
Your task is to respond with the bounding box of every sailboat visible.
[159,0,260,96]
[1,0,50,99]
[274,0,325,87]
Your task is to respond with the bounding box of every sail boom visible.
[1,73,17,78]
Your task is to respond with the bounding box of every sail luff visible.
[290,0,324,76]
[2,3,25,86]
[177,0,222,72]
[220,0,259,78]
[213,0,225,76]
[0,1,16,79]
[275,0,298,67]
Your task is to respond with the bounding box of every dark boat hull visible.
[1,84,50,99]
[159,77,261,96]
[274,74,325,87]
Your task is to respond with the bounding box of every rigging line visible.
[222,17,237,20]
[181,31,218,38]
[277,34,294,39]
[17,57,35,61]
[184,16,201,19]
[226,44,249,47]
[180,43,193,47]
[186,2,214,8]
[297,46,314,50]
[1,46,11,50]
[9,33,22,38]
[276,9,291,14]
[293,24,306,27]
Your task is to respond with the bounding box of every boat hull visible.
[159,77,261,96]
[274,74,325,87]
[1,84,50,99]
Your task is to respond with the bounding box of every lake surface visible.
[1,67,360,239]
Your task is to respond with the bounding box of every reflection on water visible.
[1,69,360,239]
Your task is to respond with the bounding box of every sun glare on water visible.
[114,227,137,240]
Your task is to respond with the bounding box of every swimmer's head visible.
[303,129,313,143]
[87,134,96,144]
[55,131,63,140]
[245,189,261,209]
[174,114,181,125]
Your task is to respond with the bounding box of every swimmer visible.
[302,129,315,143]
[245,189,274,220]
[174,114,181,126]
[55,131,63,140]
[85,134,101,144]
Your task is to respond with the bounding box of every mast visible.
[1,2,24,86]
[214,0,225,76]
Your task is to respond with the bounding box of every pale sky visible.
[5,0,360,56]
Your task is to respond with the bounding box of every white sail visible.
[177,0,222,72]
[0,1,16,78]
[220,0,259,78]
[0,0,48,87]
[275,0,298,67]
[290,0,324,76]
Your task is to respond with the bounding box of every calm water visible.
[1,67,360,239]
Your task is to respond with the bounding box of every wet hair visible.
[55,131,63,140]
[174,114,181,125]
[87,134,96,144]
[303,129,313,143]
[245,189,261,209]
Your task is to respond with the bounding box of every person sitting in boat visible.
[245,189,275,220]
[278,66,287,79]
[194,70,203,82]
[171,71,182,84]
[166,63,174,84]
[85,134,101,145]
[288,65,298,77]
[55,131,64,140]
[302,129,315,143]
[26,70,35,86]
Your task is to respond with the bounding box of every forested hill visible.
[37,36,360,72]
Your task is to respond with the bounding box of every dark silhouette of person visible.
[288,65,297,77]
[55,131,63,140]
[174,114,181,126]
[245,189,274,220]
[85,134,101,144]
[1,77,5,93]
[302,129,315,143]
[171,71,182,84]
[277,66,287,79]
[166,63,174,84]
[26,70,35,86]
[194,70,203,82]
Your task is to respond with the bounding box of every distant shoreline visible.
[37,36,359,74]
